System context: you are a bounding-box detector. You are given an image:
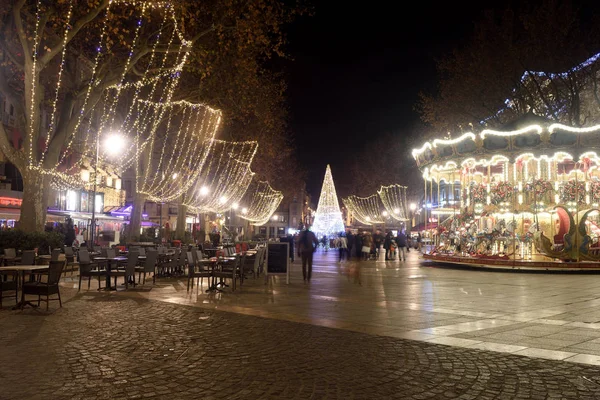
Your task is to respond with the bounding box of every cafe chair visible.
[21,250,36,265]
[3,248,18,265]
[187,251,212,291]
[109,252,137,289]
[136,250,158,285]
[23,260,65,311]
[78,249,106,290]
[0,269,18,308]
[64,246,78,276]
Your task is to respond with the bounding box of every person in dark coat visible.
[383,231,393,260]
[297,226,319,282]
[355,233,363,259]
[346,230,355,260]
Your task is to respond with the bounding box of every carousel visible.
[412,115,600,270]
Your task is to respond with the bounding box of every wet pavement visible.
[3,249,600,398]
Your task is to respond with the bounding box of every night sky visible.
[283,0,512,199]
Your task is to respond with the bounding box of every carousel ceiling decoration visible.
[238,181,284,226]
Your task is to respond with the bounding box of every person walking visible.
[396,229,407,261]
[337,234,348,262]
[383,231,393,260]
[373,229,384,259]
[346,230,355,260]
[417,232,422,252]
[355,232,363,259]
[298,226,319,282]
[362,232,373,261]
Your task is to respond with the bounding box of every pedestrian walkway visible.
[5,247,600,364]
[50,247,600,366]
[2,292,600,399]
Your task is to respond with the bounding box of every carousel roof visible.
[412,117,600,169]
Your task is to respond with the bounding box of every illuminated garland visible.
[491,181,515,205]
[26,1,192,193]
[377,184,409,221]
[470,182,486,204]
[184,140,258,213]
[525,179,553,196]
[135,101,222,203]
[592,181,600,203]
[343,194,384,225]
[560,181,586,204]
[238,181,284,226]
[311,165,345,235]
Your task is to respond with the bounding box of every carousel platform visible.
[422,253,600,271]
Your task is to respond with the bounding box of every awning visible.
[47,210,126,222]
[0,207,20,220]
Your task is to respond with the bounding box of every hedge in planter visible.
[0,231,65,254]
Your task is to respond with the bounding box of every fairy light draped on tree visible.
[239,181,284,226]
[343,194,385,225]
[184,140,258,213]
[134,101,222,203]
[32,1,192,191]
[377,184,409,221]
[311,165,345,235]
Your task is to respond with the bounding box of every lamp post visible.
[90,132,125,248]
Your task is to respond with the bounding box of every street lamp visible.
[90,132,125,248]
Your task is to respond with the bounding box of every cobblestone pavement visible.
[3,292,600,399]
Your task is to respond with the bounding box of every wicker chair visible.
[23,260,65,311]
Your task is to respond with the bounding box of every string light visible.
[377,184,409,221]
[311,165,345,235]
[183,140,258,213]
[135,101,222,203]
[238,181,284,226]
[343,194,385,225]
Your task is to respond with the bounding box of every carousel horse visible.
[505,220,517,234]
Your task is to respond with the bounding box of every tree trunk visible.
[129,193,147,241]
[19,171,50,232]
[176,202,187,240]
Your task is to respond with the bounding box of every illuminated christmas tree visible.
[311,165,345,235]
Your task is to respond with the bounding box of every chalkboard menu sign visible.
[266,242,290,284]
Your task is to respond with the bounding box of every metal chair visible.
[23,260,65,311]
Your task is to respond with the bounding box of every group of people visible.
[332,229,421,262]
[295,225,423,283]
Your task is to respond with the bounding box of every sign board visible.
[266,242,290,284]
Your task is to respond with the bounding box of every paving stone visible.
[1,294,600,399]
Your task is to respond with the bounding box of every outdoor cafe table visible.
[0,265,48,309]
